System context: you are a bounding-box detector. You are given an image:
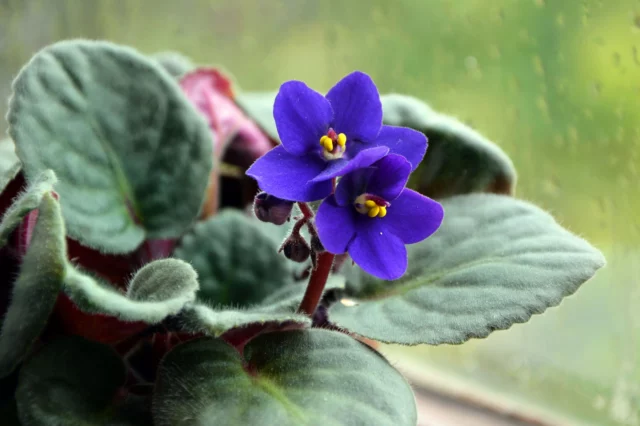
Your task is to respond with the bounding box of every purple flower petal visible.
[372,125,428,171]
[349,221,408,280]
[326,71,382,142]
[334,167,376,206]
[309,146,388,183]
[246,146,332,201]
[383,188,444,244]
[367,154,412,201]
[316,195,357,254]
[274,81,333,156]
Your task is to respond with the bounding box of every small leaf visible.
[0,193,66,377]
[63,259,198,324]
[127,258,199,302]
[381,94,517,198]
[16,336,151,425]
[0,138,21,195]
[8,40,213,253]
[174,210,295,307]
[178,303,310,337]
[0,169,57,249]
[235,91,279,141]
[152,51,195,78]
[330,194,606,345]
[153,330,416,426]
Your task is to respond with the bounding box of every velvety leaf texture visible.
[7,39,213,253]
[173,210,295,307]
[152,51,196,78]
[381,94,517,198]
[178,275,344,336]
[0,169,57,249]
[0,138,21,194]
[330,194,606,345]
[127,258,199,302]
[16,336,150,425]
[0,193,66,377]
[178,303,310,337]
[153,330,416,426]
[63,260,198,324]
[235,91,279,141]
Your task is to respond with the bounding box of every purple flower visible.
[316,154,444,280]
[246,72,428,202]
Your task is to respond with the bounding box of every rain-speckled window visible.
[0,1,637,425]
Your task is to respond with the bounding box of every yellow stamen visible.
[337,133,347,147]
[378,206,387,217]
[365,200,376,208]
[319,135,331,146]
[368,206,380,217]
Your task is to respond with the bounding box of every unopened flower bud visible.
[310,235,324,253]
[282,235,311,263]
[253,192,294,225]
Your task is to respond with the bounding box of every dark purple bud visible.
[282,235,311,263]
[310,235,324,253]
[253,192,294,225]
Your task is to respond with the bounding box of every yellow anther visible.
[337,133,347,147]
[319,135,331,146]
[378,206,387,218]
[365,200,376,208]
[368,206,380,218]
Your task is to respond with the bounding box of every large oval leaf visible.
[153,329,416,426]
[0,192,66,377]
[16,336,151,425]
[330,194,605,345]
[174,210,295,307]
[8,40,213,253]
[381,94,517,198]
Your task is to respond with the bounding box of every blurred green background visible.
[1,0,638,424]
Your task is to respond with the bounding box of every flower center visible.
[319,128,347,160]
[354,194,390,218]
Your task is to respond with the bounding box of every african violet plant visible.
[0,40,604,426]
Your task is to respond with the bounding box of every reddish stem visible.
[297,201,315,219]
[297,252,335,316]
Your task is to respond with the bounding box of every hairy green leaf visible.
[153,330,416,426]
[0,138,21,195]
[0,169,57,249]
[174,210,295,307]
[0,193,66,377]
[16,336,151,425]
[382,94,517,198]
[152,51,195,78]
[235,91,279,141]
[331,194,606,345]
[178,303,310,337]
[63,259,198,324]
[8,39,213,253]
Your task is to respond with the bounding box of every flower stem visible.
[297,201,315,219]
[297,252,335,316]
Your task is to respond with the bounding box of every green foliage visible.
[174,210,295,306]
[0,138,20,195]
[127,258,199,302]
[331,194,605,345]
[178,303,310,337]
[63,260,198,324]
[7,39,213,254]
[0,193,66,377]
[178,275,344,336]
[16,336,151,425]
[381,94,517,198]
[235,91,279,141]
[0,170,57,249]
[152,51,196,78]
[153,329,416,426]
